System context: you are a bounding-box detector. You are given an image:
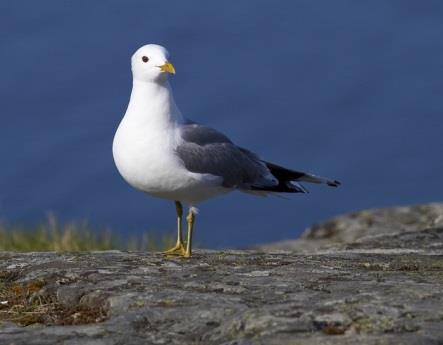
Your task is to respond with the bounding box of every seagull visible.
[113,44,340,257]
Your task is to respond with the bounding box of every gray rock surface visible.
[257,203,443,252]
[1,204,443,345]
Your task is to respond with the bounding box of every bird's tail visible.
[263,161,341,192]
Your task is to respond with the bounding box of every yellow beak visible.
[158,61,176,74]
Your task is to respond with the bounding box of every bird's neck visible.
[125,79,183,129]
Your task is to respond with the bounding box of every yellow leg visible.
[184,209,196,258]
[163,201,186,255]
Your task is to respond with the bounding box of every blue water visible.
[1,1,442,248]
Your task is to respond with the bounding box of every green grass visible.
[0,215,173,252]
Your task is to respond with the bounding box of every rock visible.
[257,202,443,252]
[0,204,443,344]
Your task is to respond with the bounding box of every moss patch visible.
[0,273,108,326]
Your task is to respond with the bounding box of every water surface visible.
[1,1,442,247]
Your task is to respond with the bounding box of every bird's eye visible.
[142,56,149,63]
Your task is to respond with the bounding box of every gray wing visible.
[176,121,276,189]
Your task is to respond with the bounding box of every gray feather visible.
[181,121,232,145]
[176,122,273,188]
[176,121,340,193]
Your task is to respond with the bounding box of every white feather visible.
[113,52,229,205]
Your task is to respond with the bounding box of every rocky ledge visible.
[1,203,443,345]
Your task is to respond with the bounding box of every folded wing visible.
[175,121,340,194]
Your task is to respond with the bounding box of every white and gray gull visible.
[113,44,340,257]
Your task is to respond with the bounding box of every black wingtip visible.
[327,180,341,187]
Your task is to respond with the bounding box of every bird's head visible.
[131,44,176,83]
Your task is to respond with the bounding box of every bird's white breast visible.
[112,113,226,204]
[113,116,183,193]
[113,80,228,204]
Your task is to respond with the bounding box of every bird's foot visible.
[183,248,192,258]
[163,242,186,256]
